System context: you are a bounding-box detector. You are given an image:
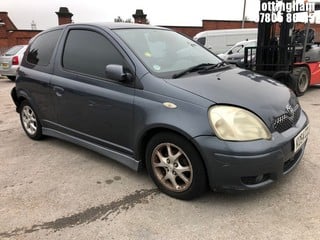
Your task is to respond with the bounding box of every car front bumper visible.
[193,110,309,191]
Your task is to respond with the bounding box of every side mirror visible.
[105,64,133,82]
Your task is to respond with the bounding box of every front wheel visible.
[292,67,310,96]
[146,132,207,200]
[19,100,43,140]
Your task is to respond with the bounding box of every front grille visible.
[273,104,301,133]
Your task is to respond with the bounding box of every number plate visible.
[294,124,309,153]
[1,63,9,69]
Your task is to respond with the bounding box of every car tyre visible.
[146,132,207,200]
[7,76,16,81]
[19,100,43,140]
[292,66,309,96]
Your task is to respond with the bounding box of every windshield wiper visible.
[172,63,216,79]
[198,61,228,73]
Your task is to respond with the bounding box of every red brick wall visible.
[0,12,17,30]
[0,12,40,52]
[9,30,41,45]
[202,20,258,30]
[161,26,203,38]
[0,30,40,51]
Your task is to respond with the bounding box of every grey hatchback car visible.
[0,45,27,81]
[11,23,309,199]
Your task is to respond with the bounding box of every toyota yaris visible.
[11,23,309,199]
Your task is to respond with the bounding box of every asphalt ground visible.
[0,76,319,240]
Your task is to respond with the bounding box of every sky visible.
[1,0,261,30]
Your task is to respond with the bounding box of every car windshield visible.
[4,45,24,56]
[114,28,222,78]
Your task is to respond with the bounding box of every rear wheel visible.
[292,66,310,96]
[19,101,43,140]
[146,132,207,200]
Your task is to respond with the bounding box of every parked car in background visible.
[218,39,257,64]
[0,45,27,81]
[194,28,257,54]
[12,23,309,200]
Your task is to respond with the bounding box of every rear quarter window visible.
[27,29,62,66]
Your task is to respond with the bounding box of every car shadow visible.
[307,84,320,92]
[35,136,301,204]
[42,136,149,177]
[0,76,13,82]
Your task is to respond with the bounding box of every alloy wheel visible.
[21,105,38,136]
[151,143,193,192]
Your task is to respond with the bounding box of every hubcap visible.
[151,143,193,192]
[21,105,37,136]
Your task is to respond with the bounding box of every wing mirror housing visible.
[105,64,133,82]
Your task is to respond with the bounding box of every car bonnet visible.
[166,67,299,130]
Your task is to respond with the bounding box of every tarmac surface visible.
[0,76,319,240]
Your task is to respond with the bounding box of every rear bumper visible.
[0,65,18,76]
[193,110,309,191]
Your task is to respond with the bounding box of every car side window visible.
[27,30,62,66]
[62,29,126,79]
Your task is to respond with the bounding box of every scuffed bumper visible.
[193,111,309,191]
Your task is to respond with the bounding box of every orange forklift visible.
[244,0,320,96]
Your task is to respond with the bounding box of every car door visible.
[17,29,63,124]
[51,27,135,155]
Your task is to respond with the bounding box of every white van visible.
[194,28,258,54]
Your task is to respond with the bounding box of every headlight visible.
[208,105,271,141]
